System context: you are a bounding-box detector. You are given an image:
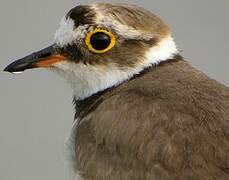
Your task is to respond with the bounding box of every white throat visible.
[53,36,178,100]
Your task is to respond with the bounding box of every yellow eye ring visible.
[85,28,116,54]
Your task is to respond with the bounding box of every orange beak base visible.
[33,54,66,68]
[4,44,65,73]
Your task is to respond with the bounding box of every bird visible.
[4,3,229,180]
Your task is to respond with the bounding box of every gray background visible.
[0,0,228,180]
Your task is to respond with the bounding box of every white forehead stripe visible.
[54,16,89,47]
[54,10,153,47]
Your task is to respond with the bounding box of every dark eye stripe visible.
[90,32,111,50]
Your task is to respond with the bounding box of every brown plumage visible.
[74,58,229,180]
[4,3,229,180]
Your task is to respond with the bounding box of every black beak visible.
[4,44,66,74]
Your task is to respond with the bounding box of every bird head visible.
[4,3,178,100]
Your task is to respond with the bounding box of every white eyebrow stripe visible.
[92,5,153,41]
[96,20,153,40]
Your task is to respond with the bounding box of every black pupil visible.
[90,32,111,51]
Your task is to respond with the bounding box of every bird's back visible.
[73,59,229,180]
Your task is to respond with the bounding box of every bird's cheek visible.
[51,60,74,71]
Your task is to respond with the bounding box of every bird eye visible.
[85,29,116,53]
